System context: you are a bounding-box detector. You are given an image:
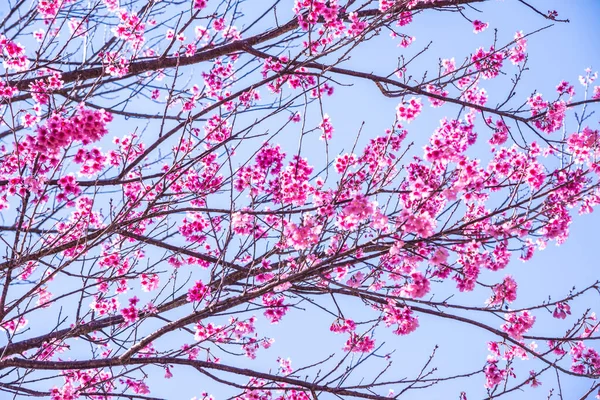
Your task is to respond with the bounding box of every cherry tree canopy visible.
[0,0,599,399]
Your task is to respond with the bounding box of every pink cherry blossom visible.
[187,280,211,303]
[487,276,517,306]
[501,311,535,340]
[472,20,489,33]
[343,333,375,353]
[396,97,422,122]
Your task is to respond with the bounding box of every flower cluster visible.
[484,358,506,389]
[51,369,114,400]
[283,214,323,250]
[262,292,289,323]
[113,9,146,49]
[343,333,376,353]
[330,319,357,333]
[396,97,422,122]
[35,107,113,155]
[487,276,517,306]
[471,46,503,79]
[180,212,210,243]
[472,20,489,33]
[501,311,535,340]
[508,31,527,64]
[382,301,419,335]
[336,195,378,230]
[571,341,600,375]
[553,302,571,319]
[140,274,160,292]
[187,280,211,303]
[120,296,140,324]
[29,71,64,105]
[0,35,29,72]
[204,115,232,145]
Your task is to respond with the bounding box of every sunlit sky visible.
[1,0,600,398]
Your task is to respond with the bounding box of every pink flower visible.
[379,0,395,12]
[180,212,209,243]
[489,119,509,145]
[527,94,566,133]
[570,341,600,375]
[579,68,598,87]
[343,333,375,353]
[471,46,503,79]
[396,97,422,122]
[212,17,226,31]
[442,58,456,73]
[400,272,430,299]
[120,297,140,324]
[284,215,322,250]
[509,31,527,65]
[346,12,367,37]
[1,316,28,334]
[501,311,535,340]
[194,0,208,10]
[204,115,232,144]
[0,79,18,100]
[102,51,130,76]
[112,10,146,49]
[35,107,112,154]
[336,195,377,230]
[140,274,159,292]
[36,286,52,308]
[484,359,505,388]
[397,35,415,48]
[0,35,29,71]
[425,84,448,107]
[552,302,571,319]
[57,174,81,202]
[33,29,45,42]
[487,276,517,306]
[262,292,288,323]
[123,379,150,395]
[346,271,365,288]
[187,280,210,303]
[319,114,334,140]
[383,301,419,335]
[231,211,254,235]
[527,370,542,387]
[277,357,293,375]
[398,209,436,238]
[397,11,412,26]
[556,80,575,97]
[472,20,488,33]
[74,147,107,176]
[330,319,356,333]
[424,118,476,164]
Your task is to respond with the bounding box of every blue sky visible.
[1,0,600,399]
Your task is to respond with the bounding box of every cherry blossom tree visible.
[0,0,599,399]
